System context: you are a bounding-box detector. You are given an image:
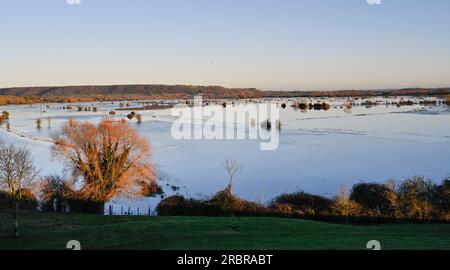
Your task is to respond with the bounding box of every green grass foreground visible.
[1,211,449,250]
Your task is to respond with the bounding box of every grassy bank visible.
[1,211,450,250]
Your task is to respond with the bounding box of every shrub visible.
[269,191,332,216]
[436,178,450,220]
[156,195,203,216]
[40,175,74,212]
[156,190,267,217]
[0,189,38,211]
[65,199,107,214]
[203,190,266,216]
[350,183,398,218]
[331,185,361,217]
[397,177,439,220]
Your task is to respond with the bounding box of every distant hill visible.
[0,85,263,99]
[265,88,450,98]
[1,84,449,100]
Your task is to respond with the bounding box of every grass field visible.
[1,211,449,250]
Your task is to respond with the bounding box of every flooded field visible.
[1,96,450,213]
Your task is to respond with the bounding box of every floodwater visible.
[1,96,450,214]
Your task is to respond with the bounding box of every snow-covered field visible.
[1,97,450,213]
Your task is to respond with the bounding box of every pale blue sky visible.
[1,0,450,90]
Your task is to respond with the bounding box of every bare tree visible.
[0,140,38,237]
[222,159,243,195]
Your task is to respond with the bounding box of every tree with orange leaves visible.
[52,118,158,214]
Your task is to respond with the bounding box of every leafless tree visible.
[222,159,243,194]
[0,140,38,237]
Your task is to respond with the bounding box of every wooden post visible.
[121,206,123,216]
[109,205,113,216]
[137,208,140,216]
[127,206,131,216]
[148,206,151,216]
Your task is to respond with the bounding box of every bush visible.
[331,185,361,217]
[350,183,398,218]
[0,189,38,211]
[397,177,439,220]
[436,179,450,220]
[269,191,332,216]
[66,199,107,214]
[40,175,74,212]
[156,190,267,217]
[156,195,203,216]
[204,190,266,216]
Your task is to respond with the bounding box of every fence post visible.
[127,206,131,216]
[109,205,113,216]
[137,208,140,216]
[121,206,123,216]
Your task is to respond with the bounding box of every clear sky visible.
[1,0,450,91]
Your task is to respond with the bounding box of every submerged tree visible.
[0,140,38,237]
[1,111,9,121]
[52,118,158,214]
[36,119,42,129]
[136,114,143,124]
